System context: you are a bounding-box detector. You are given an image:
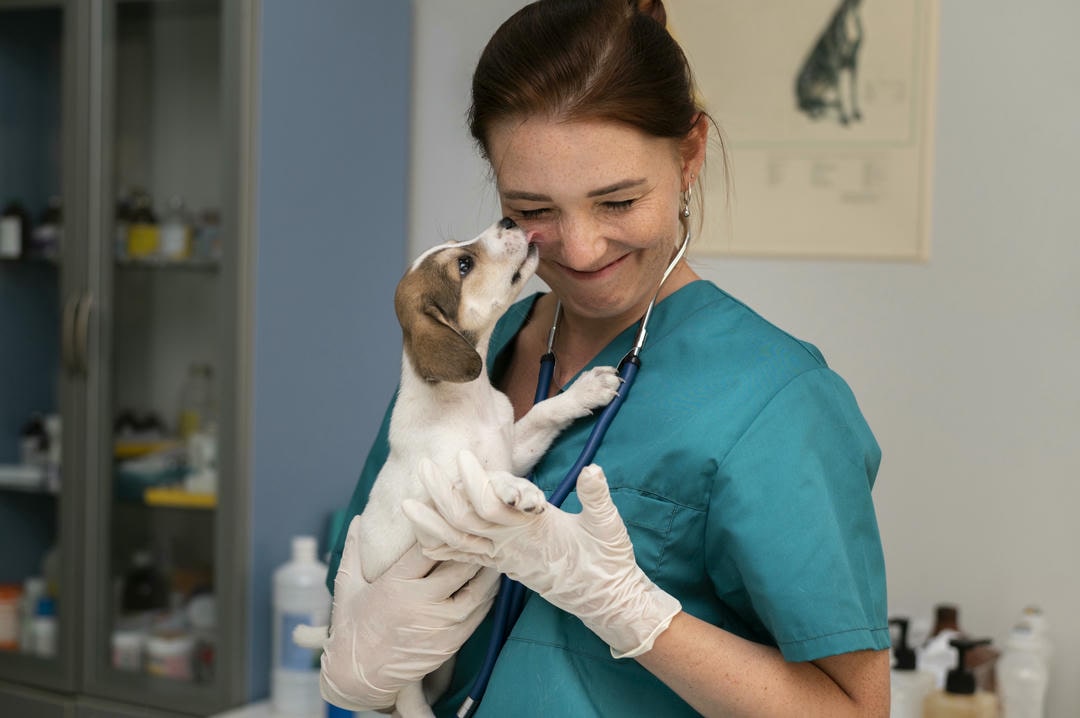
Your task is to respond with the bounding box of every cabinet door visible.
[81,0,251,713]
[0,0,82,697]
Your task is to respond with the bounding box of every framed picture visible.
[669,0,940,260]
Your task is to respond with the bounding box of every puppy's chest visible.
[394,388,515,470]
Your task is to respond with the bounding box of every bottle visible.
[179,363,215,439]
[19,577,47,652]
[1015,605,1052,670]
[0,200,30,259]
[126,190,159,258]
[923,637,1000,718]
[115,189,133,260]
[121,550,169,615]
[30,597,58,658]
[888,618,935,718]
[31,196,62,259]
[272,536,331,716]
[0,585,22,650]
[923,603,1000,692]
[998,620,1049,718]
[159,195,192,260]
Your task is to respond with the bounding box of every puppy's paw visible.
[567,365,621,411]
[490,473,548,514]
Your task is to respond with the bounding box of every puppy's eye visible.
[458,256,474,277]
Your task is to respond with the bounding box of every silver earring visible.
[682,186,692,218]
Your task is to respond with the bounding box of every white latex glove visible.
[320,514,500,711]
[402,451,682,659]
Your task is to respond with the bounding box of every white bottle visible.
[998,620,1049,718]
[31,597,58,658]
[888,618,935,718]
[272,536,330,716]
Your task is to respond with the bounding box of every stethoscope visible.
[457,225,692,717]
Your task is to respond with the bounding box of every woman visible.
[324,1,890,715]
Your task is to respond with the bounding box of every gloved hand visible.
[319,514,500,711]
[402,451,682,659]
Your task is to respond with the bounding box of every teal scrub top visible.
[327,280,889,717]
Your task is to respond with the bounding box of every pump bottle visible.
[887,618,935,718]
[923,637,999,718]
[998,619,1049,718]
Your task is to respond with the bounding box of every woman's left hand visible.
[402,450,681,658]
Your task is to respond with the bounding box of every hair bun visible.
[631,0,667,27]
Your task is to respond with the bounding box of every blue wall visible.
[249,0,410,699]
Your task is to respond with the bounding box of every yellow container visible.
[127,222,160,257]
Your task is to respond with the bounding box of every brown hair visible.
[469,0,723,211]
[470,0,703,149]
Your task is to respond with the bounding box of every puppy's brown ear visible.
[395,263,483,383]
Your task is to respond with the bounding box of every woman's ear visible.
[680,113,709,188]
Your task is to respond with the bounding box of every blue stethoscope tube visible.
[456,227,689,717]
[458,353,640,718]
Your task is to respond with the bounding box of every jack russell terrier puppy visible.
[296,218,620,717]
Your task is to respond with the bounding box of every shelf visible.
[142,487,216,510]
[115,256,220,272]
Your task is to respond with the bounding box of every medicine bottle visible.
[272,536,330,716]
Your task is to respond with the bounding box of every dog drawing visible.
[795,0,864,126]
[295,218,620,717]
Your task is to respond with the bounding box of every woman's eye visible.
[517,208,549,220]
[603,199,635,212]
[458,255,474,277]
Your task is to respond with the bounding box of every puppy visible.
[297,218,620,717]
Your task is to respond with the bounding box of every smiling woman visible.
[323,2,891,717]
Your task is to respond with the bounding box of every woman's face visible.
[487,116,696,325]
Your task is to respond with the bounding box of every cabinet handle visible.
[74,294,94,375]
[61,294,79,372]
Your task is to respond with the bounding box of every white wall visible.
[411,1,1080,713]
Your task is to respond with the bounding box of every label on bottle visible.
[279,612,319,671]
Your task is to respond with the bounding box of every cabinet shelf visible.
[115,256,220,272]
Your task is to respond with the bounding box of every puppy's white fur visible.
[298,220,620,717]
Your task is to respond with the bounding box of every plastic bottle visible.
[19,577,47,651]
[121,550,169,614]
[30,597,58,658]
[0,585,21,650]
[0,201,30,259]
[179,363,215,439]
[998,620,1049,718]
[923,637,1000,718]
[888,618,935,718]
[272,536,331,716]
[1014,605,1052,670]
[159,195,192,260]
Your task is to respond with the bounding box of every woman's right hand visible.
[320,515,500,711]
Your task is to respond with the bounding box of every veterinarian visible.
[324,0,890,715]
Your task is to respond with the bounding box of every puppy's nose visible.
[499,217,517,230]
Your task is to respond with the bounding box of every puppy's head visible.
[395,218,538,383]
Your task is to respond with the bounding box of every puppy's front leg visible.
[511,366,620,475]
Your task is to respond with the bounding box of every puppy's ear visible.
[395,263,483,383]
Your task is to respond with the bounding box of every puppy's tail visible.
[292,623,330,650]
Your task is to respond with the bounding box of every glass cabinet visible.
[0,0,79,699]
[1,0,255,715]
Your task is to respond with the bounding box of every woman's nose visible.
[556,215,607,269]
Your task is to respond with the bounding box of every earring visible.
[681,185,692,218]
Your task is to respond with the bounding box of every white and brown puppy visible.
[298,218,620,717]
